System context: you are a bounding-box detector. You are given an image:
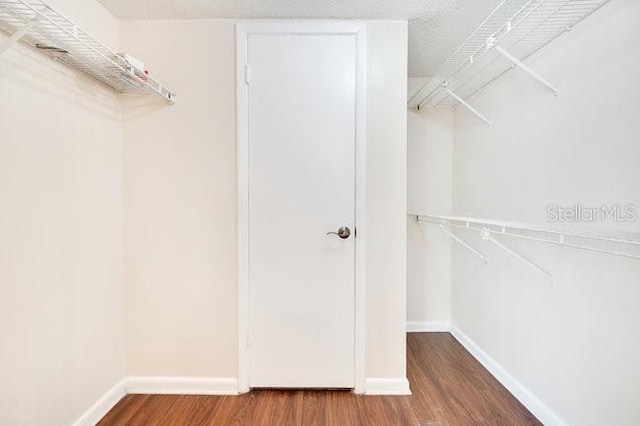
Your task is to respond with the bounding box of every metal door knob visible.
[326,226,351,239]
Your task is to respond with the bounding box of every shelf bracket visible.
[438,225,488,265]
[440,80,491,126]
[488,37,559,96]
[0,16,40,55]
[482,229,556,286]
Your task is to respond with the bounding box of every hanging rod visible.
[0,0,176,103]
[414,214,640,261]
[408,0,611,110]
[415,215,555,284]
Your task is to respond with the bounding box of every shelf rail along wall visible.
[407,0,611,123]
[414,214,640,285]
[0,0,176,103]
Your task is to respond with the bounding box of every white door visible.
[247,33,357,388]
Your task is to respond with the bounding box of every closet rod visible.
[408,0,611,110]
[414,214,640,261]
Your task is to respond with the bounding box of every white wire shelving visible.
[413,214,640,285]
[0,0,175,103]
[408,0,611,123]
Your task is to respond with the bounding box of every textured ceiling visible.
[97,0,502,77]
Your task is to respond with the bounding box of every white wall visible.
[450,0,640,424]
[365,22,408,381]
[120,20,409,384]
[407,78,453,327]
[0,0,125,425]
[120,19,238,379]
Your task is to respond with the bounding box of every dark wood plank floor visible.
[98,333,541,425]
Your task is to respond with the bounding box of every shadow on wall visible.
[0,36,122,120]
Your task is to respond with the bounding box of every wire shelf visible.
[409,0,611,109]
[0,0,175,103]
[414,214,640,261]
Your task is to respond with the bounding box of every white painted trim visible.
[71,379,127,426]
[364,378,412,395]
[236,23,251,395]
[352,22,368,396]
[126,377,239,395]
[450,326,567,426]
[236,22,367,394]
[406,320,451,332]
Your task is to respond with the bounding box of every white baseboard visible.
[406,320,451,332]
[364,377,411,395]
[126,376,239,395]
[450,325,566,426]
[71,338,560,424]
[72,378,127,426]
[81,340,560,424]
[73,374,413,424]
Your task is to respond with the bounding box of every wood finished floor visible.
[98,333,541,425]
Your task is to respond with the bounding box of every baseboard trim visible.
[73,373,413,423]
[80,338,562,424]
[407,320,451,332]
[450,325,566,426]
[70,337,561,423]
[364,377,411,395]
[126,376,239,395]
[72,378,127,426]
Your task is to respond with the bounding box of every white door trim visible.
[236,22,367,394]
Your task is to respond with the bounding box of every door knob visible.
[326,226,351,239]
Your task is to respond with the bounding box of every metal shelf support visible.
[488,37,559,96]
[437,80,491,126]
[438,225,488,265]
[482,229,556,286]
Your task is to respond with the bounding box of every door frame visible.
[236,22,367,394]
